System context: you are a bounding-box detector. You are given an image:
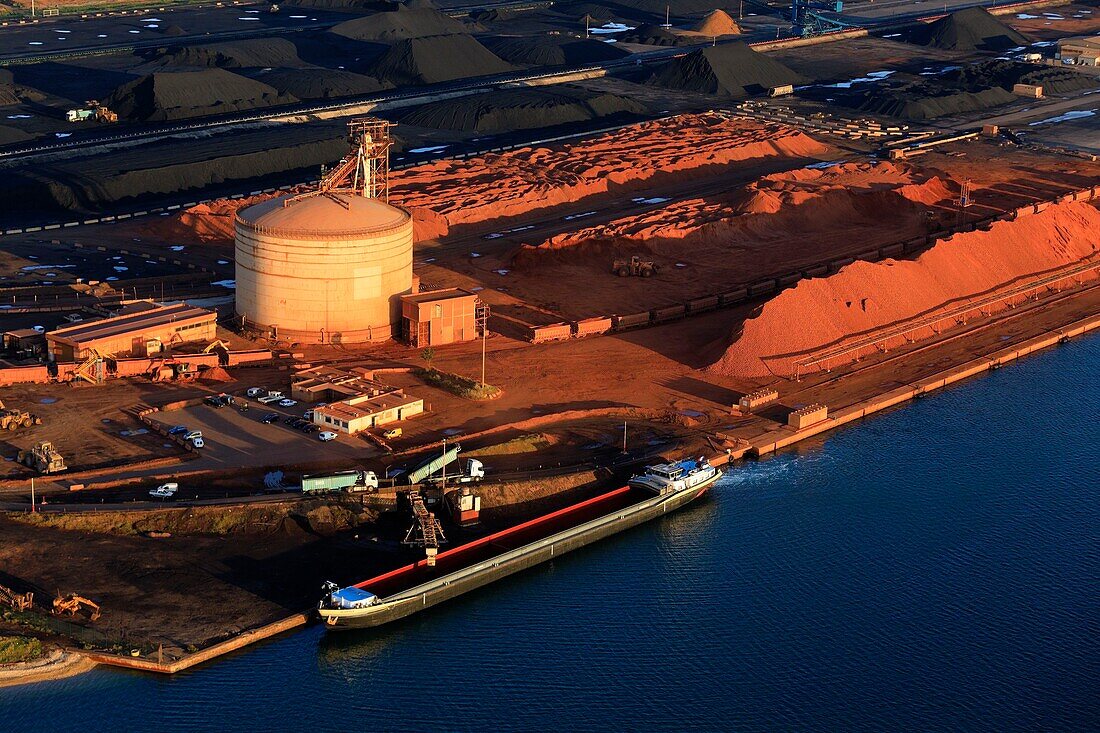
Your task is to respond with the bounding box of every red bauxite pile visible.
[708,201,1100,379]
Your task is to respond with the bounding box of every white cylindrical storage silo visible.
[234,194,413,343]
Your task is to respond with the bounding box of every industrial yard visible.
[0,0,1097,683]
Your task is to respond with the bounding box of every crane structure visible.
[402,488,447,566]
[790,0,854,36]
[284,117,394,210]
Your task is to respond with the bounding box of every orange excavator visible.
[53,593,101,622]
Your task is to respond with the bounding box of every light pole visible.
[476,300,490,387]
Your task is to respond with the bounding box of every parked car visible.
[149,482,178,499]
[266,390,284,399]
[278,399,297,408]
[260,412,280,424]
[168,425,188,436]
[183,430,202,442]
[257,395,281,405]
[283,416,298,425]
[302,410,314,421]
[246,387,266,398]
[318,431,338,442]
[295,422,313,432]
[382,428,402,440]
[204,395,226,408]
[304,424,321,434]
[190,436,205,449]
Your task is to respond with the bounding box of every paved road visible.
[0,0,547,63]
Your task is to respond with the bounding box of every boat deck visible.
[356,485,650,599]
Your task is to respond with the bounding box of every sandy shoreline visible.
[0,649,98,689]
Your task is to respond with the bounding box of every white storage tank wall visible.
[235,195,414,343]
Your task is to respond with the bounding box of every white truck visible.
[149,482,179,499]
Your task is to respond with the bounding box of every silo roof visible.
[236,193,410,238]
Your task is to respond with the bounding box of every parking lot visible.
[147,393,372,472]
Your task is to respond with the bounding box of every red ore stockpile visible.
[391,113,827,239]
[707,201,1100,380]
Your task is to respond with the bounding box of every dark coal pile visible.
[485,36,630,66]
[556,3,619,22]
[106,70,297,121]
[951,59,1097,95]
[398,85,645,132]
[0,124,348,217]
[619,24,688,46]
[252,68,390,99]
[285,0,394,10]
[367,34,514,85]
[330,6,469,40]
[0,69,18,106]
[848,81,1016,120]
[0,126,32,146]
[907,7,1028,51]
[469,8,521,22]
[613,0,739,14]
[148,38,305,68]
[649,42,806,96]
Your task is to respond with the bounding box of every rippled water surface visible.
[3,337,1098,732]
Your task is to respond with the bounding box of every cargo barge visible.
[318,457,722,630]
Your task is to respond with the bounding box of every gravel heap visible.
[692,9,741,35]
[106,69,297,121]
[649,42,806,96]
[366,34,514,85]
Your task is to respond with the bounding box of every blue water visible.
[3,337,1098,732]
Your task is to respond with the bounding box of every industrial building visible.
[3,329,47,359]
[1058,35,1100,65]
[400,288,481,347]
[291,364,394,404]
[46,303,217,362]
[234,118,414,344]
[313,393,425,435]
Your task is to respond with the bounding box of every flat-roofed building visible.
[3,329,47,358]
[46,302,216,362]
[399,288,480,348]
[313,392,424,435]
[1059,35,1100,64]
[290,365,391,404]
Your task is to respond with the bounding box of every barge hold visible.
[318,457,721,630]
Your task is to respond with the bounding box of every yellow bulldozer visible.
[0,400,42,432]
[53,593,101,622]
[612,256,660,278]
[17,441,66,474]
